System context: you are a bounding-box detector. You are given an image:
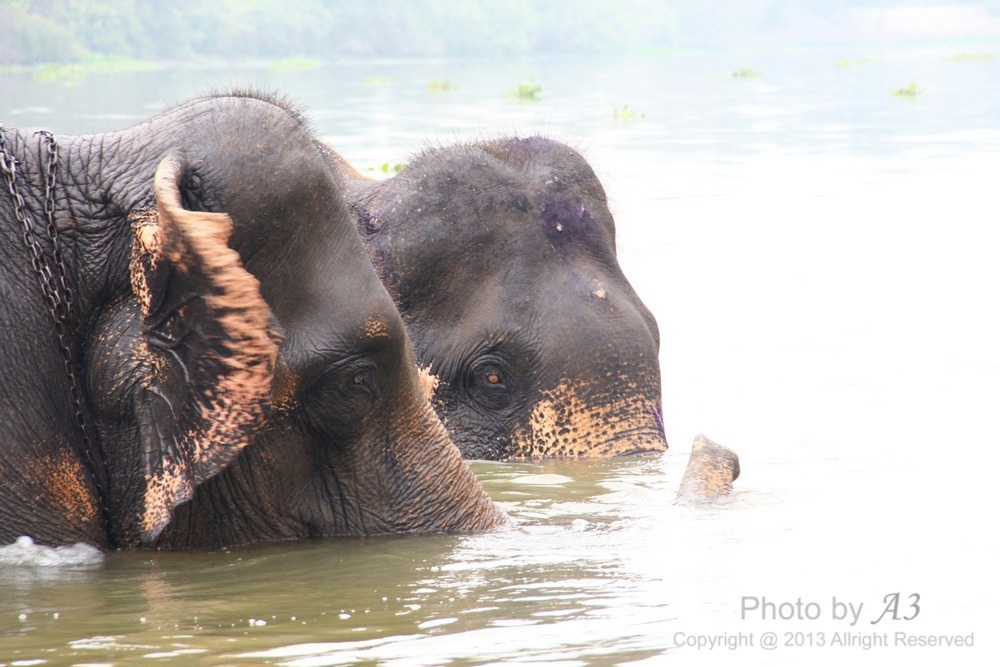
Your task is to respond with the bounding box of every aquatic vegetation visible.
[34,63,85,83]
[82,55,160,72]
[835,57,882,69]
[947,52,996,62]
[505,80,542,101]
[364,75,390,85]
[30,56,158,83]
[269,57,321,72]
[892,82,924,98]
[367,162,407,174]
[612,105,645,122]
[731,68,761,79]
[427,80,456,93]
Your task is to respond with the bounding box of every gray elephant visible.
[0,92,505,550]
[322,137,668,460]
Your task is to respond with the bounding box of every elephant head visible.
[337,137,668,460]
[0,92,504,549]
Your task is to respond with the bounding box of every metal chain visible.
[39,131,75,327]
[36,131,96,455]
[0,123,112,541]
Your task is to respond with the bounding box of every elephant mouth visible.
[511,426,668,459]
[612,445,668,457]
[597,428,669,456]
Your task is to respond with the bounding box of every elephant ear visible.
[128,155,279,544]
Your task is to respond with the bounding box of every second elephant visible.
[328,137,668,460]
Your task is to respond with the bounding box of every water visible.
[2,49,999,665]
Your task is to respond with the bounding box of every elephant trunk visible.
[676,434,740,503]
[336,380,508,534]
[386,397,507,532]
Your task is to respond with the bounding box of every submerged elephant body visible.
[0,93,504,550]
[333,137,668,460]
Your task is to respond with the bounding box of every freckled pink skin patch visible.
[676,435,741,503]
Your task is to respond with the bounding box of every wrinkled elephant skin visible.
[677,435,741,503]
[0,92,504,550]
[329,137,669,460]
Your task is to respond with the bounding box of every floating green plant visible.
[612,105,645,122]
[505,79,541,101]
[835,57,881,69]
[367,162,407,174]
[427,79,456,93]
[892,82,924,98]
[30,55,158,83]
[269,57,321,72]
[83,55,160,72]
[34,63,85,82]
[947,52,996,62]
[364,75,390,85]
[731,68,761,79]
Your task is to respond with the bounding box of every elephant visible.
[0,91,505,551]
[319,137,668,460]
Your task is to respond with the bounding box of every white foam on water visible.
[0,536,103,568]
[508,474,575,486]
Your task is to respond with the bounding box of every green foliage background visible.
[1,1,997,65]
[0,0,676,64]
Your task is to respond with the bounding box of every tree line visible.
[1,0,675,64]
[1,0,996,66]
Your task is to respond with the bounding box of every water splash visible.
[0,536,103,568]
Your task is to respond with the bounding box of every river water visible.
[1,50,999,665]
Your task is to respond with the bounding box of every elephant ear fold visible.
[128,155,280,545]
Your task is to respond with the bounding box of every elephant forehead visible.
[408,235,612,311]
[376,172,614,264]
[534,189,606,250]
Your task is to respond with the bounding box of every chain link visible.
[1,123,112,542]
[36,131,96,453]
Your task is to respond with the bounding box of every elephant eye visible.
[467,359,513,411]
[475,365,506,390]
[297,358,380,439]
[350,365,377,393]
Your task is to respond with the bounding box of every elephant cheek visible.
[510,379,668,458]
[22,448,100,529]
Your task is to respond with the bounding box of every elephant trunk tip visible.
[676,434,740,503]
